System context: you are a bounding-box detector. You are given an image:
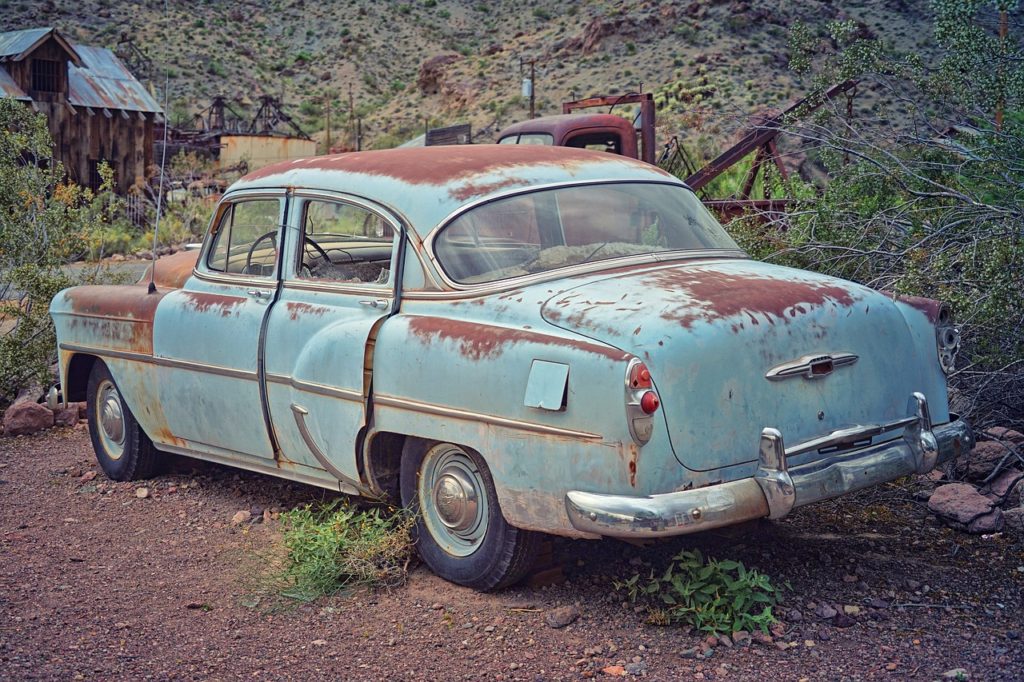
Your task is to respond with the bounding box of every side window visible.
[298,200,396,285]
[206,199,281,277]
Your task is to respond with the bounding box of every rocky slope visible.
[2,0,941,149]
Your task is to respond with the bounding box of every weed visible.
[279,499,415,600]
[614,549,782,634]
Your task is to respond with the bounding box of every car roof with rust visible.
[496,113,635,141]
[230,145,679,234]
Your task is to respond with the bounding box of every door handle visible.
[247,289,272,300]
[359,299,390,309]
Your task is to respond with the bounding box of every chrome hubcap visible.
[95,380,126,460]
[420,445,488,557]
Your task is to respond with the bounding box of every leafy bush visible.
[615,550,782,634]
[0,99,127,403]
[279,499,414,599]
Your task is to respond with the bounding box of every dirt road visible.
[1,428,1021,680]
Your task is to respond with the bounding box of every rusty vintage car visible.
[50,146,972,590]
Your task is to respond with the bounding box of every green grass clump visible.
[615,549,782,634]
[279,500,414,599]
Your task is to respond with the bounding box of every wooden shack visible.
[0,27,163,194]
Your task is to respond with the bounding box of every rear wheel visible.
[400,440,539,591]
[86,361,161,481]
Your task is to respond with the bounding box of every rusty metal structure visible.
[562,92,657,165]
[0,27,163,194]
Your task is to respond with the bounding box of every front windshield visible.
[433,182,740,284]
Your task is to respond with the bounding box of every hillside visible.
[1,0,942,151]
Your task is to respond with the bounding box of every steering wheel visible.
[302,236,331,265]
[244,230,278,275]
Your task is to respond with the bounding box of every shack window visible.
[297,199,396,285]
[206,199,281,277]
[30,59,61,93]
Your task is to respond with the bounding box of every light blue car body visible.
[50,146,972,539]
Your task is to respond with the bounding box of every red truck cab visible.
[496,113,639,159]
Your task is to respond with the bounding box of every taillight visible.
[640,391,660,414]
[626,359,660,445]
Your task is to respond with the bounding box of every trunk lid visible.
[540,259,931,472]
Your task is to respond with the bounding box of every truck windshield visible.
[434,182,740,284]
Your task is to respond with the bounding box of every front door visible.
[152,192,284,461]
[263,193,400,488]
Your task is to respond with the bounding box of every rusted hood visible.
[540,259,935,472]
[136,250,199,289]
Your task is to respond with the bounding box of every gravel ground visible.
[1,427,1022,681]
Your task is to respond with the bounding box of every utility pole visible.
[348,83,355,150]
[325,96,331,153]
[520,57,537,119]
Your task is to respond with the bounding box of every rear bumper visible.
[565,392,973,538]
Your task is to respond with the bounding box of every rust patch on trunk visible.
[407,316,630,362]
[285,301,330,321]
[887,292,947,324]
[181,291,244,317]
[628,443,639,488]
[644,268,858,329]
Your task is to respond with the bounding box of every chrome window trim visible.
[422,178,748,292]
[197,191,287,281]
[191,270,278,288]
[286,189,442,291]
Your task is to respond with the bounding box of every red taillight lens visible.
[629,363,653,389]
[640,390,660,414]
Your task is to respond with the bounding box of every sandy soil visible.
[1,428,1021,681]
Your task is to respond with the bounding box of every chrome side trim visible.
[290,404,378,497]
[59,343,257,381]
[265,373,363,402]
[374,394,602,440]
[156,442,360,496]
[191,270,277,288]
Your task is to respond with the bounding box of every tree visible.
[0,99,120,404]
[733,3,1024,430]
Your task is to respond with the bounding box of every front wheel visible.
[400,440,540,591]
[86,361,162,481]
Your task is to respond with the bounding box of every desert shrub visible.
[615,550,782,634]
[0,99,132,403]
[279,499,415,599]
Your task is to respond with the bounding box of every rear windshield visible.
[433,182,739,284]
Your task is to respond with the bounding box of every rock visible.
[717,635,733,648]
[787,608,803,622]
[1004,508,1024,534]
[843,605,861,615]
[624,662,646,675]
[74,401,87,419]
[79,471,97,482]
[230,510,251,525]
[984,427,1024,447]
[941,670,970,680]
[928,483,1004,533]
[3,400,55,436]
[751,631,773,646]
[14,384,44,404]
[983,469,1024,505]
[417,53,461,94]
[732,630,751,646]
[815,604,837,619]
[310,639,327,646]
[601,665,626,677]
[833,613,856,628]
[961,442,1011,481]
[135,487,149,499]
[544,605,580,629]
[53,407,79,427]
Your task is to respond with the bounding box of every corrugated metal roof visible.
[0,28,53,59]
[0,67,29,100]
[68,44,162,113]
[0,28,161,113]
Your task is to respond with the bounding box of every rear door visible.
[262,192,401,488]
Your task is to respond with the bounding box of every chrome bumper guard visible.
[565,393,973,538]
